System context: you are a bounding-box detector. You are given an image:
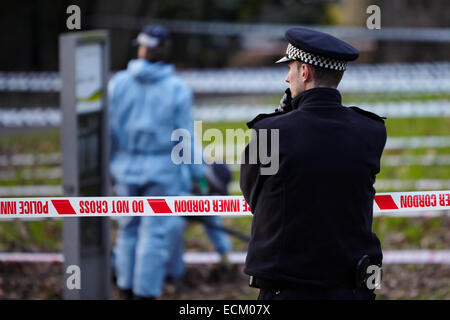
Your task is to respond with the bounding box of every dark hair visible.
[144,39,171,62]
[298,62,344,88]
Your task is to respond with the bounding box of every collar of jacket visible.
[291,87,342,110]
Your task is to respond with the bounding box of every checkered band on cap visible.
[286,43,347,71]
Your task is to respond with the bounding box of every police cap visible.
[276,27,359,71]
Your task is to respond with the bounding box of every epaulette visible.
[349,106,386,123]
[246,110,287,128]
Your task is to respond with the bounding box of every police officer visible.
[240,27,386,300]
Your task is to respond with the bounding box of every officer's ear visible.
[300,63,313,84]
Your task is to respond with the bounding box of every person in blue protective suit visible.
[109,25,204,300]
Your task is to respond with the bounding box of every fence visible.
[0,62,449,93]
[1,101,450,128]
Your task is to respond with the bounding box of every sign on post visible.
[59,30,111,300]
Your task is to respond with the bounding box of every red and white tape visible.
[0,190,449,218]
[185,250,450,265]
[1,250,450,265]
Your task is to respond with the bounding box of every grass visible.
[342,92,450,104]
[385,118,450,137]
[0,178,61,186]
[0,128,60,154]
[0,219,61,252]
[182,216,251,252]
[201,117,450,138]
[373,216,446,249]
[378,165,450,180]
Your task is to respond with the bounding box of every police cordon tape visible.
[1,250,450,265]
[0,191,449,218]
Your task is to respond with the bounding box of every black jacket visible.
[240,87,386,288]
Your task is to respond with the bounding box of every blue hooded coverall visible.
[109,59,204,297]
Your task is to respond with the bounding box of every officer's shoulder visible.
[246,111,287,129]
[348,106,386,124]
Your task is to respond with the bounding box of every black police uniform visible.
[239,27,387,300]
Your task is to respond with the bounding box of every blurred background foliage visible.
[0,0,449,71]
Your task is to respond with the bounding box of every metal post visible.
[59,30,111,299]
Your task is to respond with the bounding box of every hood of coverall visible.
[127,59,174,82]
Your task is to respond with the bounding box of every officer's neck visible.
[292,86,342,110]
